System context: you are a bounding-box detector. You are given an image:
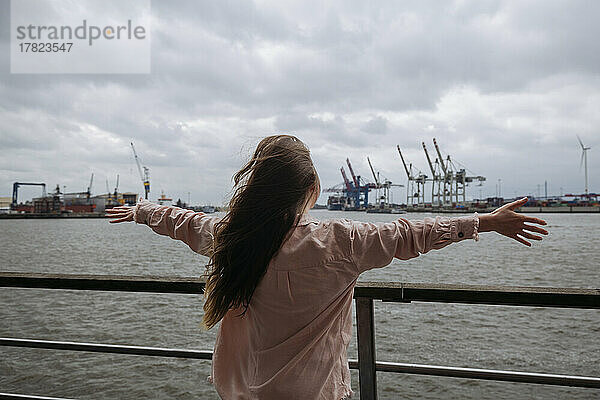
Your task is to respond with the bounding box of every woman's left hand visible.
[478,197,549,246]
[106,206,135,223]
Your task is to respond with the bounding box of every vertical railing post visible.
[356,297,377,400]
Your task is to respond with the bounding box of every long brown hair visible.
[202,135,320,329]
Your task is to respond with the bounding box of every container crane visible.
[345,159,372,210]
[367,157,403,207]
[367,157,384,206]
[11,182,47,209]
[86,173,94,198]
[131,142,150,200]
[367,157,380,187]
[433,138,461,204]
[114,174,120,199]
[432,138,486,205]
[323,183,345,194]
[396,145,412,180]
[422,142,443,206]
[397,145,426,207]
[326,161,374,211]
[433,138,453,205]
[346,158,360,188]
[322,173,349,211]
[340,167,353,193]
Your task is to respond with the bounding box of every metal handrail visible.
[1,272,599,400]
[1,338,598,388]
[2,272,598,308]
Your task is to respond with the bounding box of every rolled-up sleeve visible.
[133,199,220,257]
[349,214,480,273]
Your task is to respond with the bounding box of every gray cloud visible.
[362,116,388,135]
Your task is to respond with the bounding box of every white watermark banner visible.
[10,0,151,73]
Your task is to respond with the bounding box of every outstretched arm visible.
[106,200,220,257]
[349,197,548,273]
[349,213,479,272]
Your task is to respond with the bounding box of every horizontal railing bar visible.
[2,338,599,389]
[0,272,205,294]
[356,282,600,309]
[0,338,212,360]
[0,393,76,400]
[368,361,600,388]
[1,272,598,308]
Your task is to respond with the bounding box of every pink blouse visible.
[133,200,480,400]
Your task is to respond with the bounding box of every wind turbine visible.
[577,135,591,196]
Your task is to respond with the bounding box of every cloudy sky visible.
[1,0,598,205]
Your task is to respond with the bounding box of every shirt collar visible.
[297,213,317,226]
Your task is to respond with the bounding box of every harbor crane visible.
[367,157,403,207]
[367,157,379,186]
[324,161,372,210]
[322,182,345,194]
[114,174,120,199]
[130,142,150,200]
[367,156,386,206]
[346,158,360,189]
[86,173,94,198]
[433,138,453,205]
[322,166,364,211]
[422,142,443,206]
[106,174,120,201]
[322,179,347,210]
[396,145,427,207]
[432,138,486,205]
[340,167,353,193]
[346,158,373,209]
[397,139,485,208]
[11,182,47,209]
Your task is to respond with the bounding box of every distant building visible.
[0,197,11,213]
[122,192,138,205]
[92,192,138,212]
[63,191,96,213]
[201,205,216,213]
[14,202,34,213]
[33,195,62,214]
[157,191,172,206]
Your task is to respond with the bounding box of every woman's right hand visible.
[106,205,135,223]
[478,197,548,246]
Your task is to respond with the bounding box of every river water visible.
[1,210,598,399]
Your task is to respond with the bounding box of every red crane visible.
[340,167,353,192]
[346,158,360,188]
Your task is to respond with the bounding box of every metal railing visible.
[1,272,599,400]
